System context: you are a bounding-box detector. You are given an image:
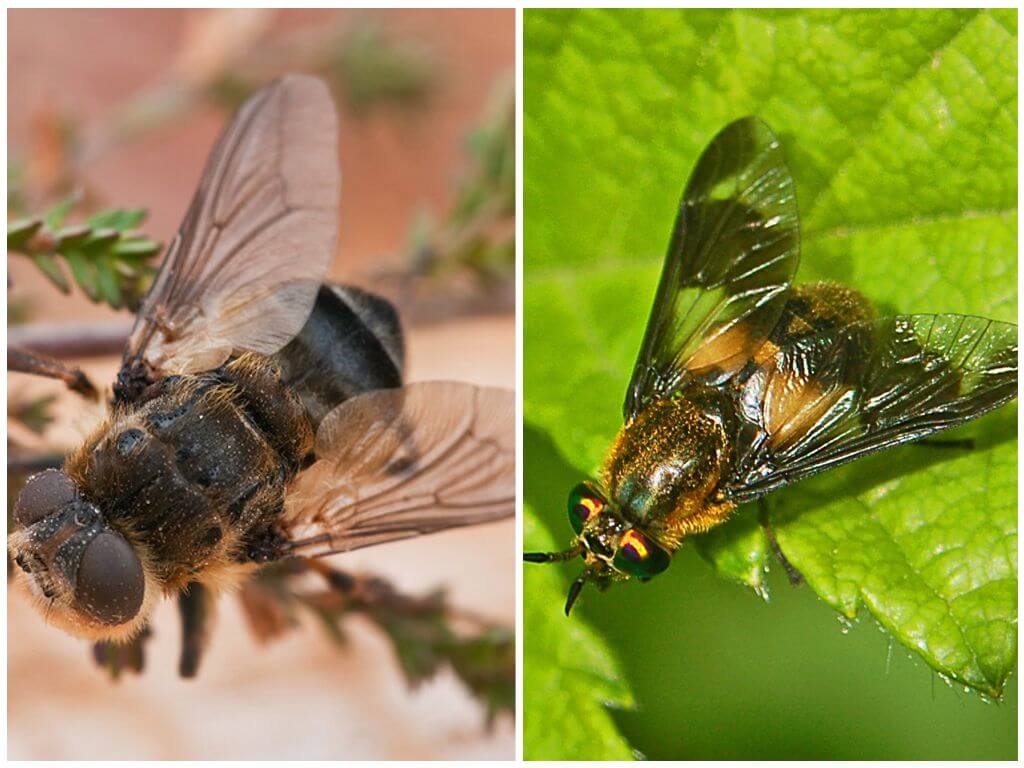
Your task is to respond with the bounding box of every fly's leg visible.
[178,583,216,678]
[112,357,156,405]
[93,625,152,679]
[914,438,976,450]
[523,547,582,563]
[245,558,496,635]
[300,559,464,622]
[759,498,803,586]
[178,584,213,678]
[9,345,97,399]
[243,526,291,563]
[301,560,504,637]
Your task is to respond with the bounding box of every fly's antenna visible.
[564,565,604,616]
[523,542,582,564]
[523,544,592,615]
[564,573,587,616]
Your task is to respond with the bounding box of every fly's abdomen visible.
[772,283,874,346]
[274,283,405,426]
[752,283,875,450]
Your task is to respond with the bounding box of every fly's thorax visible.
[603,390,732,532]
[781,282,874,336]
[65,360,313,590]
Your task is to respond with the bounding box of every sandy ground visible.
[8,9,515,760]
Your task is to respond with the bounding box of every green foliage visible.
[408,76,515,285]
[331,19,437,113]
[242,560,514,724]
[209,17,442,116]
[692,511,770,596]
[8,202,161,310]
[8,394,58,436]
[524,7,1017,758]
[524,503,635,760]
[773,434,1016,697]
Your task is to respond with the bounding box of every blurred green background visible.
[526,426,1017,760]
[524,7,1016,760]
[605,556,1016,760]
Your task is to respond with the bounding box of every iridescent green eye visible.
[613,529,671,579]
[567,482,604,534]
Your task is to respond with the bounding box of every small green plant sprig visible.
[8,201,161,311]
[241,559,515,724]
[408,77,514,285]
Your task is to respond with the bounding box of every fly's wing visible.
[281,382,514,556]
[123,75,339,376]
[625,117,800,421]
[722,314,1018,503]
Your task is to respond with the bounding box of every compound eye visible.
[13,469,77,527]
[75,532,145,626]
[567,482,605,535]
[613,529,671,579]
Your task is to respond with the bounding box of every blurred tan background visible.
[7,8,514,760]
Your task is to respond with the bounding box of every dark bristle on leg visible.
[93,626,151,679]
[524,545,582,564]
[178,584,213,679]
[915,437,976,450]
[759,499,804,587]
[564,577,585,616]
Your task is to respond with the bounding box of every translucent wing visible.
[723,314,1018,503]
[124,75,339,375]
[625,117,800,420]
[282,382,514,556]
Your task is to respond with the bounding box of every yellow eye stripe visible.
[621,530,650,559]
[580,497,601,517]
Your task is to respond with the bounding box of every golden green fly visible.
[525,117,1018,614]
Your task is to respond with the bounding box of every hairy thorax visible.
[603,389,735,550]
[64,355,315,593]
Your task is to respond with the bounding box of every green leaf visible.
[54,225,93,249]
[524,4,1017,721]
[29,254,70,293]
[9,201,159,310]
[772,431,1017,697]
[81,228,120,254]
[87,208,147,232]
[42,197,77,230]
[94,257,124,309]
[7,218,42,250]
[112,236,162,260]
[10,393,58,435]
[693,512,770,596]
[524,504,635,760]
[62,248,100,301]
[331,19,437,113]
